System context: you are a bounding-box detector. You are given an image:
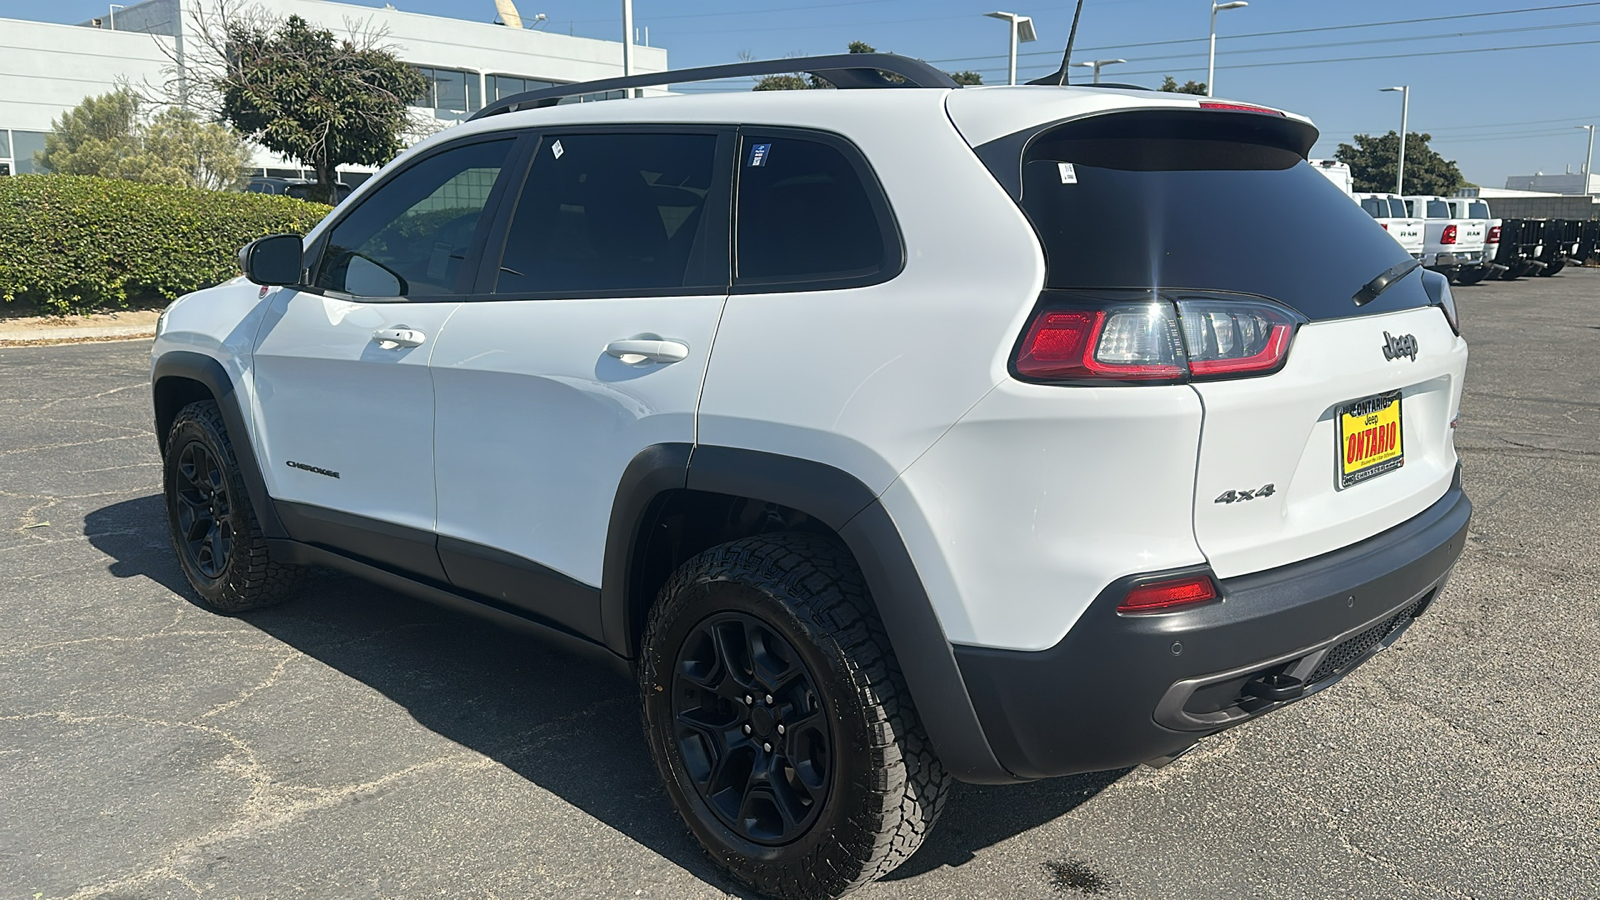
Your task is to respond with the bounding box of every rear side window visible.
[316,139,511,298]
[734,132,898,290]
[1013,111,1422,320]
[494,132,723,294]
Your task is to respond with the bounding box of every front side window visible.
[494,132,722,294]
[735,134,894,288]
[315,139,512,298]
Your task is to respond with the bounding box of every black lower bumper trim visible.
[954,473,1471,780]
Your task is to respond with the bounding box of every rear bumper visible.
[953,468,1471,780]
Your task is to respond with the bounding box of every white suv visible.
[150,54,1472,900]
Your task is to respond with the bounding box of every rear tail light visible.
[1486,225,1502,244]
[1421,268,1460,335]
[1013,295,1305,384]
[1117,574,1219,614]
[1441,224,1458,244]
[1380,223,1389,231]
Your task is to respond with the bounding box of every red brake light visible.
[1014,305,1184,382]
[1441,224,1458,244]
[1117,575,1219,614]
[1198,101,1285,116]
[1486,225,1502,244]
[1380,223,1389,231]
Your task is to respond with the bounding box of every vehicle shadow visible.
[86,493,1125,891]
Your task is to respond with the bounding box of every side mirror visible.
[239,234,304,286]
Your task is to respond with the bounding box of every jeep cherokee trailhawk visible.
[151,54,1471,900]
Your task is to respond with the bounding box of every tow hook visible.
[1243,672,1305,702]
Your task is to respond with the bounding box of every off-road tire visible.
[163,400,302,613]
[1453,267,1488,286]
[640,532,951,900]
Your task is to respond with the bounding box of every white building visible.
[0,0,667,180]
[1503,172,1600,196]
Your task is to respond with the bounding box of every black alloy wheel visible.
[173,439,234,580]
[641,532,951,900]
[163,399,302,612]
[672,611,832,845]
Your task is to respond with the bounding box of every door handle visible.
[605,339,689,364]
[372,326,426,349]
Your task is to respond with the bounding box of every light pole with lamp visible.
[985,11,1038,86]
[1381,86,1410,195]
[1072,58,1127,84]
[1207,1,1247,97]
[1579,125,1596,191]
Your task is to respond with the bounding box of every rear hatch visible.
[963,103,1466,579]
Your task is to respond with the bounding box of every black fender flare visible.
[151,351,286,539]
[600,443,1017,783]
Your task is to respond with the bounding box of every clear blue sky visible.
[10,0,1600,186]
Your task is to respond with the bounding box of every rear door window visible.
[734,131,900,290]
[493,132,726,294]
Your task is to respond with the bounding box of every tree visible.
[1335,131,1466,196]
[38,89,142,178]
[215,14,427,203]
[750,41,979,89]
[38,89,251,190]
[1159,75,1207,95]
[128,108,253,191]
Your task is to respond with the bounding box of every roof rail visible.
[468,53,960,121]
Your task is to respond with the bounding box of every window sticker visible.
[551,139,564,159]
[1057,162,1077,184]
[748,142,772,167]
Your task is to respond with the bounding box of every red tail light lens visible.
[1014,304,1184,382]
[1014,296,1304,384]
[1179,299,1301,379]
[1380,223,1389,231]
[1117,574,1219,614]
[1486,225,1502,244]
[1441,224,1458,244]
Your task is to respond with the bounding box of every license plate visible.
[1337,391,1404,489]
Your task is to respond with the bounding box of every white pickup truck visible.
[1356,193,1424,259]
[1405,195,1486,281]
[1445,198,1498,284]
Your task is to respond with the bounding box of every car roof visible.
[423,85,1312,153]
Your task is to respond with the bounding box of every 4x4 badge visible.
[1382,331,1418,361]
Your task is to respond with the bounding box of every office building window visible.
[486,74,559,102]
[0,130,11,160]
[10,131,48,174]
[412,66,481,113]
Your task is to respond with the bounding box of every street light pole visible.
[985,11,1038,86]
[1072,58,1127,84]
[1579,125,1596,190]
[622,0,635,97]
[1207,1,1247,97]
[1382,86,1410,195]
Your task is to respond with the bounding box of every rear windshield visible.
[1018,117,1418,320]
[1470,201,1490,217]
[1427,200,1450,218]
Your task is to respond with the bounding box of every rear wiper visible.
[1352,258,1422,307]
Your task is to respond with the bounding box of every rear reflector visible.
[1117,575,1219,614]
[1198,101,1285,116]
[1441,224,1458,245]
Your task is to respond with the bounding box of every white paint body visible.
[154,85,1467,653]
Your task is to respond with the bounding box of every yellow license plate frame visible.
[1338,390,1404,489]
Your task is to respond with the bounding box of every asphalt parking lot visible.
[2,269,1597,900]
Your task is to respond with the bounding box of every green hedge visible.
[0,174,330,313]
